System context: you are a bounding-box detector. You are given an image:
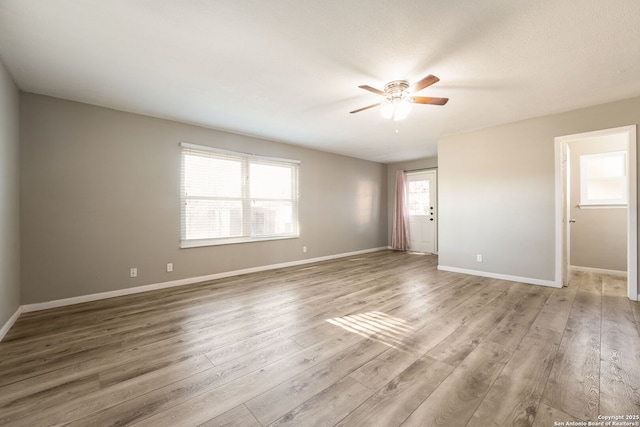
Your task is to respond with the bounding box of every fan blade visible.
[411,74,439,93]
[411,96,449,106]
[350,102,381,114]
[358,85,385,96]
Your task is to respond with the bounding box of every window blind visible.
[180,143,300,248]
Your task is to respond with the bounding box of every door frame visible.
[406,169,438,254]
[554,125,637,300]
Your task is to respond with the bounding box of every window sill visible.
[181,235,300,248]
[578,204,628,209]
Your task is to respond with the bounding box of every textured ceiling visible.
[2,1,640,163]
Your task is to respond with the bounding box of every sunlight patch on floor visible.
[326,311,415,350]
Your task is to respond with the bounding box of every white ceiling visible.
[2,1,640,163]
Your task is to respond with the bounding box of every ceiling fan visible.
[350,74,448,120]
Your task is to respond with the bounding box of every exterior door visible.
[407,170,437,253]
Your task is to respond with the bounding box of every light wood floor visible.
[1,250,639,426]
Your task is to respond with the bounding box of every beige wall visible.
[386,157,438,243]
[439,96,639,294]
[20,94,388,304]
[569,136,627,271]
[15,92,640,307]
[0,59,21,328]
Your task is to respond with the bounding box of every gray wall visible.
[20,94,388,304]
[439,96,640,293]
[0,59,21,327]
[386,157,438,244]
[569,136,627,271]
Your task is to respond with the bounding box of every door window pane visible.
[408,180,430,215]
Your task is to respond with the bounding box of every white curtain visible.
[391,170,410,250]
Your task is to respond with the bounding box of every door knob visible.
[568,219,576,223]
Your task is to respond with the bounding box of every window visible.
[407,180,430,216]
[579,150,627,207]
[181,143,299,247]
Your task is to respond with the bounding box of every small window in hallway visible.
[580,150,627,207]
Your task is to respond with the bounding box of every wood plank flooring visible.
[1,250,639,426]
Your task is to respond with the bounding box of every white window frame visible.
[180,143,300,248]
[579,150,628,208]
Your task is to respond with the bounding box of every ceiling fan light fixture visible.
[393,98,411,121]
[380,98,412,121]
[379,80,412,121]
[380,99,395,119]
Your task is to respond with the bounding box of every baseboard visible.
[570,265,627,277]
[437,265,560,288]
[0,306,22,342]
[22,247,389,313]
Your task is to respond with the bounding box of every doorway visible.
[406,170,437,253]
[554,125,637,300]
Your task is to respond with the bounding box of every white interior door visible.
[407,170,437,253]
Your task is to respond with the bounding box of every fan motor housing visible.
[384,80,410,98]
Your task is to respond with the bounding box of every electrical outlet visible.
[303,246,307,253]
[476,254,483,262]
[130,267,138,278]
[167,263,173,272]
